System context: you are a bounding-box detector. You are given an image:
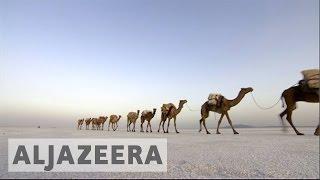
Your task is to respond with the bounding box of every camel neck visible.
[176,103,184,114]
[227,90,247,107]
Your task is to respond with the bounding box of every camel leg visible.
[174,117,179,133]
[199,108,210,134]
[203,119,210,134]
[133,122,135,132]
[225,112,239,134]
[108,122,111,131]
[149,122,152,132]
[129,122,132,132]
[114,123,117,131]
[140,121,144,132]
[199,119,203,132]
[314,125,320,136]
[216,113,225,134]
[286,109,303,135]
[157,121,163,132]
[166,118,171,133]
[162,120,166,132]
[146,122,149,132]
[279,109,288,132]
[127,120,129,132]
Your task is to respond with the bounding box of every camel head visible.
[137,110,140,116]
[152,108,157,115]
[241,87,253,94]
[117,115,121,121]
[179,99,188,106]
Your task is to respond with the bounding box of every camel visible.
[91,118,98,130]
[158,100,187,133]
[85,118,92,130]
[77,119,84,130]
[280,85,319,136]
[127,110,140,132]
[140,108,156,133]
[199,87,253,134]
[108,115,121,131]
[96,116,108,130]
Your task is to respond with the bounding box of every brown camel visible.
[158,100,187,133]
[127,110,140,132]
[85,118,92,130]
[280,85,319,136]
[140,108,156,132]
[108,115,121,131]
[96,116,108,130]
[199,87,253,134]
[77,119,84,130]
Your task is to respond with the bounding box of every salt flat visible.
[0,127,319,179]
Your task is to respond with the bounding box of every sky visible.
[0,0,319,129]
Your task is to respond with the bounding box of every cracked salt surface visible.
[0,127,318,178]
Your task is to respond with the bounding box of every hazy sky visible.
[0,0,319,129]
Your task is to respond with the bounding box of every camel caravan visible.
[77,69,320,136]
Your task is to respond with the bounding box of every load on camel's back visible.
[208,93,224,107]
[301,69,319,89]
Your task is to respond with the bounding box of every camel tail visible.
[281,90,288,108]
[281,95,285,108]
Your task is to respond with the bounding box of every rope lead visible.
[250,92,281,110]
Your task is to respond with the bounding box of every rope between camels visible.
[185,103,199,111]
[185,103,218,120]
[250,92,281,110]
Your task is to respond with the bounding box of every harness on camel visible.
[207,93,224,108]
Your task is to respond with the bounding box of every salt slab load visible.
[301,69,320,88]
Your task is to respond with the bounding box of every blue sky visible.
[0,0,319,128]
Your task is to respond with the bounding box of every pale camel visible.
[77,119,84,130]
[108,115,121,131]
[158,100,187,133]
[140,108,157,133]
[199,87,253,134]
[280,84,319,136]
[96,116,108,130]
[85,118,92,130]
[127,110,140,132]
